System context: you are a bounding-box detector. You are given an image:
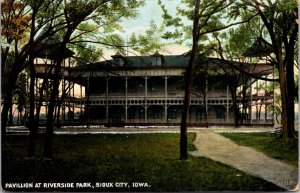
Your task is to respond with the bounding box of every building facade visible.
[66,52,274,127]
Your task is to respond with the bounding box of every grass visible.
[220,132,298,167]
[2,133,284,191]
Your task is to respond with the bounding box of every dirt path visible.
[189,130,298,191]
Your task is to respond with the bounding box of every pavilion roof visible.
[76,54,262,68]
[243,37,273,57]
[34,27,75,59]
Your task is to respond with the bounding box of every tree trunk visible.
[204,68,208,127]
[203,90,208,125]
[180,64,193,160]
[278,60,289,139]
[8,103,13,126]
[1,95,12,140]
[1,71,19,141]
[28,62,37,157]
[56,103,61,128]
[43,32,72,158]
[285,55,296,138]
[180,0,201,160]
[43,37,68,158]
[43,65,60,158]
[255,5,296,139]
[35,77,49,129]
[27,5,40,157]
[229,85,239,127]
[258,104,262,120]
[233,100,239,127]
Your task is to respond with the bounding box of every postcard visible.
[1,0,298,192]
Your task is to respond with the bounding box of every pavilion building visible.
[63,51,274,127]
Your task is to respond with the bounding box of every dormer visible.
[151,51,164,66]
[111,51,125,66]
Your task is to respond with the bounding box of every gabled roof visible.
[243,37,273,57]
[34,26,75,59]
[150,50,164,57]
[78,54,190,70]
[111,51,124,58]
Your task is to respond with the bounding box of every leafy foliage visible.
[158,0,248,48]
[13,73,27,114]
[1,0,31,41]
[129,20,167,55]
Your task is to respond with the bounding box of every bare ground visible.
[189,130,299,191]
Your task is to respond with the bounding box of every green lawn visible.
[2,133,283,191]
[220,132,298,167]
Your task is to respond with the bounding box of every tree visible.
[211,23,258,127]
[1,0,145,156]
[192,62,209,126]
[230,0,298,139]
[27,0,46,157]
[177,0,201,160]
[1,0,32,138]
[129,20,167,55]
[159,0,253,159]
[42,0,145,158]
[13,72,27,125]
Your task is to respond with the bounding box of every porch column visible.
[86,76,90,128]
[256,80,259,120]
[164,76,168,123]
[62,76,65,122]
[145,76,148,123]
[35,78,38,109]
[106,77,109,125]
[264,78,267,123]
[72,82,75,121]
[226,85,229,123]
[125,76,128,124]
[80,85,83,118]
[250,83,252,124]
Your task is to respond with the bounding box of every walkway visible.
[7,125,275,135]
[189,130,298,191]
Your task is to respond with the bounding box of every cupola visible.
[150,50,164,66]
[111,51,125,66]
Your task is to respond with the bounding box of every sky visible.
[104,0,189,58]
[120,0,179,35]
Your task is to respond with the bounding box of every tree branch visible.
[214,34,279,82]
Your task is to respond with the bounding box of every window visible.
[138,109,145,119]
[114,58,124,66]
[168,109,177,119]
[128,109,135,119]
[153,111,162,119]
[152,57,161,66]
[111,51,125,66]
[151,51,163,66]
[196,110,205,121]
[216,108,225,119]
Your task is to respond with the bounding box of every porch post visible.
[106,77,109,125]
[250,83,252,124]
[86,75,90,128]
[125,76,128,124]
[165,76,168,123]
[145,76,148,123]
[264,78,267,123]
[226,85,229,123]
